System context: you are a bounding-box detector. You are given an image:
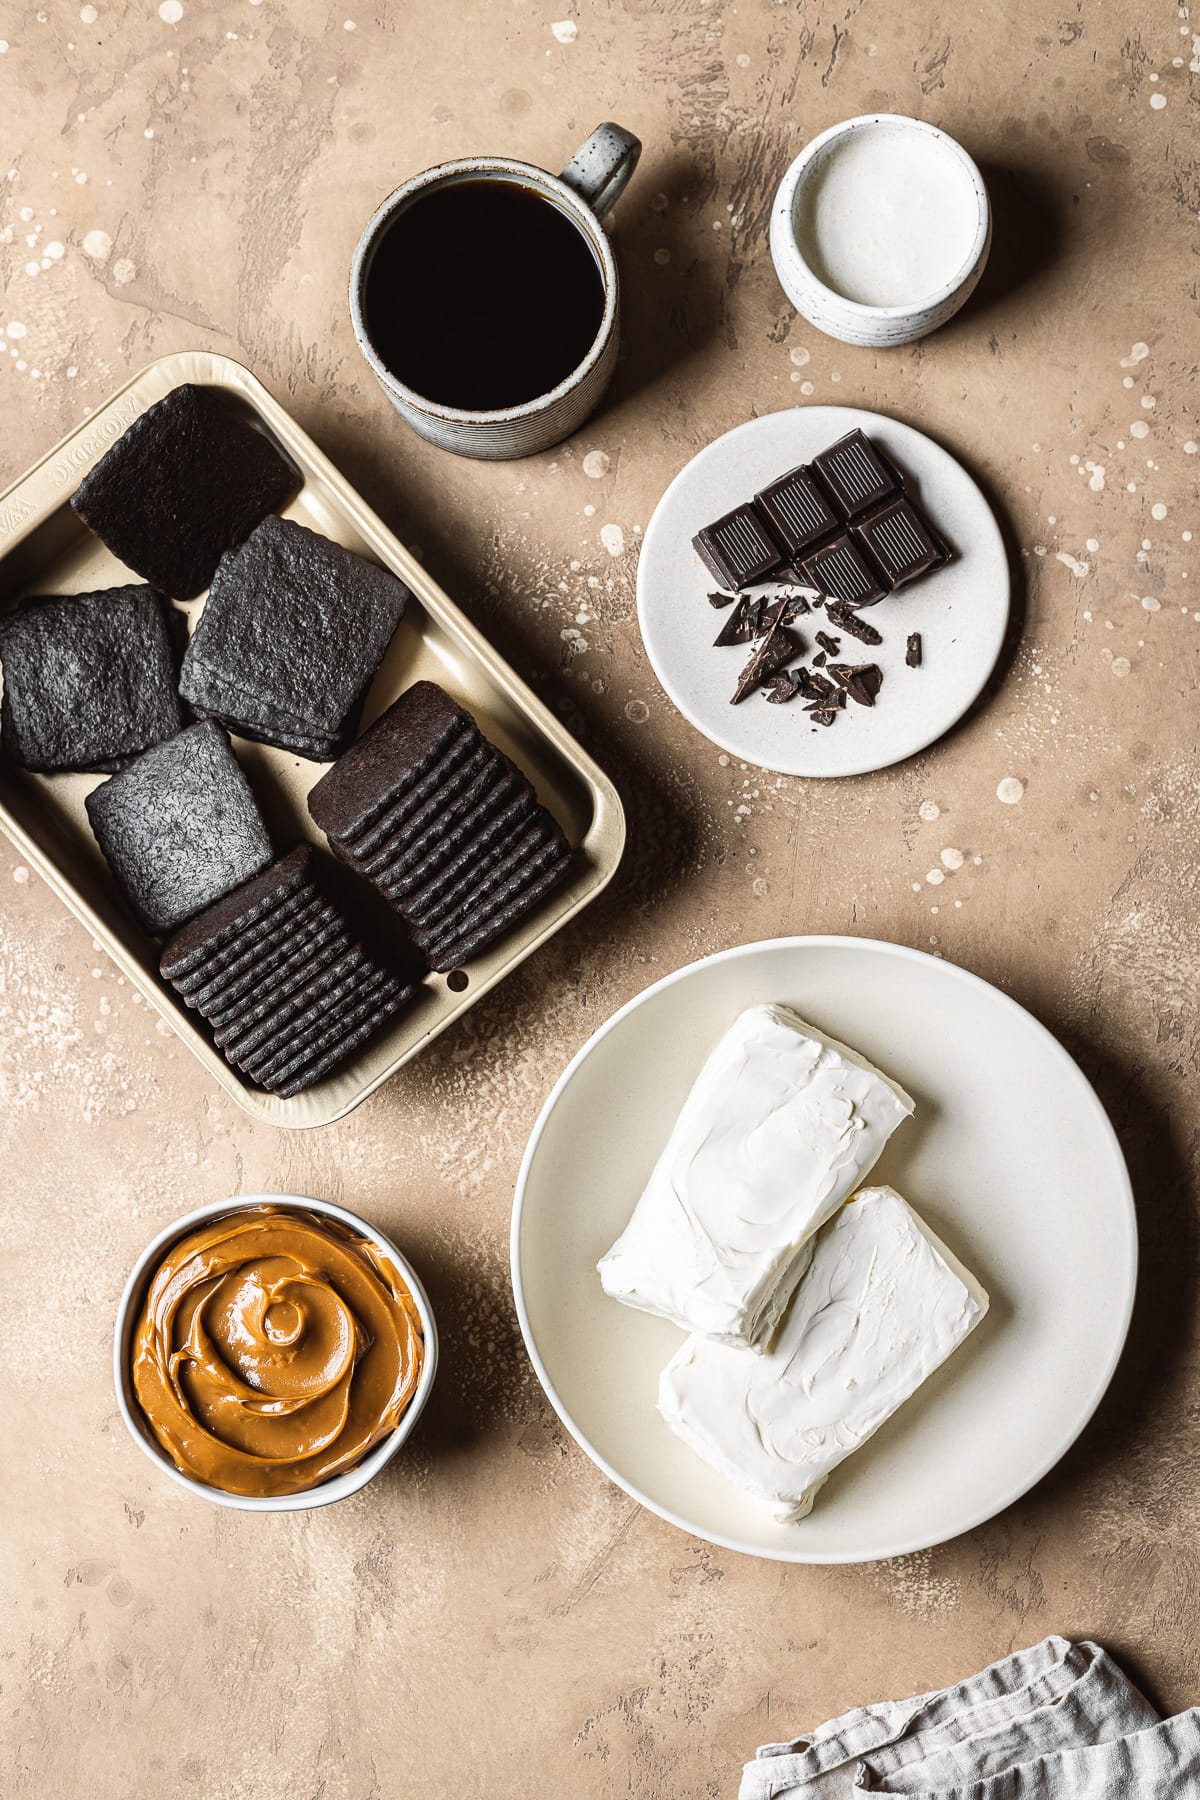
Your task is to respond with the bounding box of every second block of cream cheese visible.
[596,1003,913,1347]
[657,1185,989,1522]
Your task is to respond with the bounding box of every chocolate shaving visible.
[731,622,800,704]
[825,600,883,646]
[906,632,923,668]
[815,630,841,656]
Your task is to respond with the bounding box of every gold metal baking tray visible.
[0,351,625,1128]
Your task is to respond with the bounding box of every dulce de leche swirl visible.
[131,1206,425,1498]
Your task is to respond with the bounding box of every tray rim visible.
[0,350,625,1129]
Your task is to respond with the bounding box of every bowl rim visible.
[347,154,619,425]
[113,1191,439,1513]
[509,933,1137,1563]
[771,113,991,321]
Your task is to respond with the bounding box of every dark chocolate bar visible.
[799,535,887,609]
[810,428,899,521]
[753,466,840,558]
[693,504,784,591]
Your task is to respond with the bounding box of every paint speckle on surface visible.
[918,799,941,822]
[82,228,111,261]
[1085,461,1106,491]
[1151,502,1168,520]
[624,699,649,724]
[789,346,811,367]
[1120,342,1150,367]
[158,0,182,20]
[1150,90,1167,107]
[1056,551,1090,577]
[1130,420,1150,439]
[940,847,965,870]
[600,523,625,556]
[1111,656,1132,676]
[1142,595,1161,612]
[582,450,610,479]
[997,777,1025,804]
[926,868,945,886]
[653,246,670,265]
[111,257,136,284]
[550,19,577,42]
[5,321,26,339]
[79,3,97,19]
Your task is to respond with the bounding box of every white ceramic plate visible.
[636,407,1009,778]
[511,938,1135,1563]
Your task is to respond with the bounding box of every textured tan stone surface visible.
[1,1,1198,1793]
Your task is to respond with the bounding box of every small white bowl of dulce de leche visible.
[770,114,991,347]
[114,1193,438,1511]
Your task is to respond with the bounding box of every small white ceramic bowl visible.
[769,114,991,348]
[114,1193,438,1512]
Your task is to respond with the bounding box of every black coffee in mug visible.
[364,178,607,413]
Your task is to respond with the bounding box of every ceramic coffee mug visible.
[350,123,641,460]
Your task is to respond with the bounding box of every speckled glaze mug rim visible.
[113,1191,439,1514]
[773,113,991,323]
[349,154,619,426]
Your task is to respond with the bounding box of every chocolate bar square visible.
[852,495,948,590]
[693,504,783,590]
[799,535,887,609]
[810,429,899,521]
[753,465,839,557]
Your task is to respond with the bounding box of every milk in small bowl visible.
[770,115,991,348]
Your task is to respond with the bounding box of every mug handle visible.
[559,122,642,221]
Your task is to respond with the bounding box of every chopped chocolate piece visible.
[811,651,827,668]
[795,667,835,703]
[753,465,840,557]
[853,494,948,590]
[810,428,899,522]
[0,583,185,772]
[800,534,887,609]
[731,622,799,704]
[708,590,737,609]
[765,671,802,705]
[764,595,810,628]
[906,631,923,668]
[829,663,884,707]
[807,706,841,728]
[85,720,272,935]
[814,630,841,657]
[825,600,884,646]
[71,383,297,600]
[713,595,766,647]
[693,504,784,591]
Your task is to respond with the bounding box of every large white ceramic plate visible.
[511,938,1135,1563]
[637,407,1009,778]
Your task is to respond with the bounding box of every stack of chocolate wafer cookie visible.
[159,844,416,1097]
[307,681,571,974]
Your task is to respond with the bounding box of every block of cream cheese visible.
[658,1185,988,1522]
[596,1004,914,1348]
